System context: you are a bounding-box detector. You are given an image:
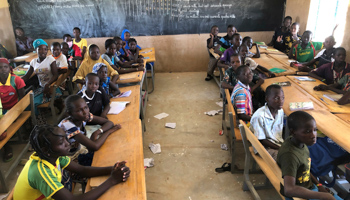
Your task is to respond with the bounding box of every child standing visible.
[250,84,285,160]
[0,58,25,162]
[205,25,221,81]
[289,31,323,72]
[77,73,110,118]
[214,25,237,55]
[277,111,341,200]
[231,65,254,122]
[92,63,120,97]
[14,124,129,200]
[51,42,68,74]
[73,27,88,59]
[221,54,241,90]
[218,33,242,70]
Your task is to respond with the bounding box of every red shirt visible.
[0,74,25,110]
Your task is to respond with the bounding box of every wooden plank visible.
[89,120,146,200]
[334,113,350,125]
[224,89,241,140]
[117,71,143,84]
[287,76,350,114]
[252,54,297,76]
[13,52,37,63]
[139,47,155,55]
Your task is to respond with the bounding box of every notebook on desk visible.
[289,102,314,111]
[323,94,342,102]
[269,68,287,73]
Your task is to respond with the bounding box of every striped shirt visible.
[231,81,253,116]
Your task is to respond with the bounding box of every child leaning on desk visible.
[242,36,260,58]
[277,111,342,200]
[221,54,242,90]
[217,33,242,70]
[91,63,120,98]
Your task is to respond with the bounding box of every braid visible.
[29,125,58,160]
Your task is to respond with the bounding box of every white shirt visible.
[51,54,68,69]
[30,56,56,87]
[250,103,284,147]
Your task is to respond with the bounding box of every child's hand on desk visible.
[313,84,328,91]
[137,57,144,63]
[137,66,144,72]
[100,113,108,119]
[107,124,122,134]
[268,71,276,78]
[110,161,131,184]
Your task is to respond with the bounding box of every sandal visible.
[215,162,231,173]
[205,74,213,81]
[3,145,13,163]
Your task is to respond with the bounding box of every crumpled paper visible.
[144,158,154,168]
[204,110,223,116]
[149,143,162,154]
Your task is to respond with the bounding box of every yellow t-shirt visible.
[73,38,88,51]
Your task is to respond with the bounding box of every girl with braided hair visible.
[13,124,130,200]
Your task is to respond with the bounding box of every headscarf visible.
[121,29,131,42]
[120,29,141,53]
[33,39,48,50]
[73,44,118,82]
[92,63,106,74]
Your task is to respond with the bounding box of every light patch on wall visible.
[306,0,349,46]
[0,0,8,9]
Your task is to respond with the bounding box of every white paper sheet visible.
[165,123,176,129]
[113,90,132,98]
[154,112,169,119]
[149,143,161,154]
[107,101,130,114]
[216,101,223,107]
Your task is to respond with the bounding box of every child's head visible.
[242,36,253,49]
[128,38,137,51]
[73,27,81,38]
[105,39,117,55]
[210,25,219,36]
[301,31,313,45]
[92,63,108,82]
[30,125,70,160]
[85,73,100,93]
[283,16,292,28]
[62,34,73,47]
[227,25,237,38]
[290,22,300,35]
[229,54,241,70]
[0,58,11,77]
[51,42,61,57]
[33,39,48,59]
[124,31,131,41]
[333,47,346,64]
[65,95,90,121]
[288,111,317,146]
[15,27,24,38]
[60,42,69,56]
[113,36,123,50]
[89,44,100,60]
[324,36,336,50]
[265,85,284,110]
[239,44,249,58]
[236,65,253,85]
[232,33,242,47]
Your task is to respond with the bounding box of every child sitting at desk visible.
[289,31,324,72]
[242,36,260,58]
[73,27,87,59]
[231,65,254,122]
[51,42,68,74]
[22,39,60,114]
[0,58,25,162]
[268,16,292,51]
[14,27,34,56]
[205,25,221,81]
[277,111,341,200]
[250,84,285,160]
[303,36,336,70]
[13,124,129,200]
[61,42,77,71]
[77,73,110,118]
[101,39,143,74]
[126,38,144,63]
[275,22,301,54]
[119,29,142,56]
[73,44,119,85]
[309,47,350,85]
[218,33,242,70]
[214,25,237,55]
[92,63,120,97]
[221,54,241,90]
[62,34,82,60]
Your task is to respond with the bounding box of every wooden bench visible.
[238,120,305,200]
[0,91,36,193]
[222,88,242,173]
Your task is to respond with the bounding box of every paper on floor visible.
[221,144,228,151]
[113,90,132,98]
[144,158,154,168]
[107,101,130,114]
[216,101,223,107]
[149,143,161,154]
[154,112,169,119]
[165,123,176,129]
[204,110,222,116]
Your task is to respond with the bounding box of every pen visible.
[320,97,329,105]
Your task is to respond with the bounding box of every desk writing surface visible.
[108,95,140,124]
[261,76,328,116]
[142,54,156,63]
[113,85,140,102]
[252,54,297,76]
[90,120,146,200]
[13,52,37,62]
[139,47,155,55]
[287,76,350,114]
[117,71,143,84]
[335,114,350,125]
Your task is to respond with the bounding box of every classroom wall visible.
[1,0,350,71]
[341,3,350,64]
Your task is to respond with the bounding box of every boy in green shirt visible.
[289,31,323,72]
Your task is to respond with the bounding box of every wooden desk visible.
[260,76,328,116]
[142,54,156,63]
[139,47,155,55]
[287,76,350,114]
[107,85,140,124]
[88,119,146,200]
[252,54,297,76]
[335,113,350,125]
[13,52,37,63]
[117,71,143,84]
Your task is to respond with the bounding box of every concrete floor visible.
[0,72,282,200]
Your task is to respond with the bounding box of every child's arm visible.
[314,83,345,94]
[100,88,110,118]
[284,176,335,200]
[252,43,260,58]
[52,161,130,200]
[257,65,275,77]
[214,45,223,55]
[251,78,264,93]
[288,41,299,59]
[109,81,121,96]
[338,90,350,105]
[21,66,34,82]
[309,70,325,82]
[217,60,229,70]
[17,88,25,100]
[221,81,234,90]
[43,61,59,96]
[101,104,110,119]
[208,35,215,49]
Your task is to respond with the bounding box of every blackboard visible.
[8,0,286,39]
